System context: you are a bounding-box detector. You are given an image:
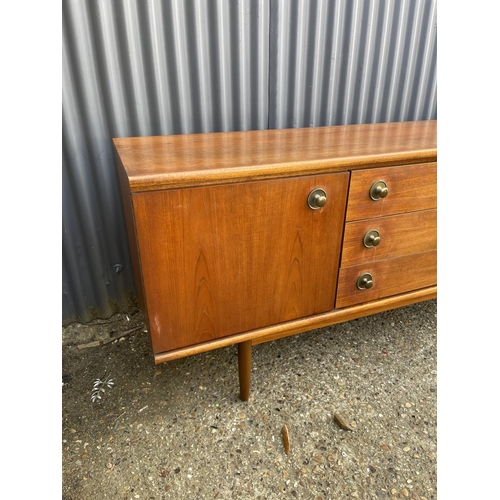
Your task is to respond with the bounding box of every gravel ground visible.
[62,299,437,500]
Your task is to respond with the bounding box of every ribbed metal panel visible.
[62,0,437,324]
[269,0,437,128]
[62,0,271,323]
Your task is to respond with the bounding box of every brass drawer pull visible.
[363,229,381,248]
[357,273,373,290]
[370,180,389,200]
[307,188,327,209]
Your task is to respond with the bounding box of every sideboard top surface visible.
[113,120,437,192]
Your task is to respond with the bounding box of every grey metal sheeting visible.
[62,0,437,324]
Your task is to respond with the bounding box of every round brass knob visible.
[363,229,381,248]
[356,273,374,290]
[370,180,389,200]
[307,188,327,210]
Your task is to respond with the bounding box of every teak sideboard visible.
[114,120,437,401]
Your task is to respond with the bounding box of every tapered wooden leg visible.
[238,340,252,402]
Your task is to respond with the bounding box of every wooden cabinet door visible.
[132,173,349,353]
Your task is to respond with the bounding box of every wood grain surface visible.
[336,251,437,309]
[340,209,437,267]
[153,286,437,362]
[116,156,147,318]
[345,162,437,221]
[132,173,349,353]
[113,120,436,192]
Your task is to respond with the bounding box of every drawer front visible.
[335,251,436,308]
[340,209,437,267]
[346,163,436,221]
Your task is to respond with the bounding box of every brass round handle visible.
[357,273,373,290]
[370,180,389,200]
[307,188,327,209]
[314,194,327,207]
[363,229,381,248]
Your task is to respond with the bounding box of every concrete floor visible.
[62,299,437,500]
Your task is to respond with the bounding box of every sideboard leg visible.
[238,340,252,402]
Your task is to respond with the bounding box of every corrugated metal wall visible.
[62,0,437,325]
[269,0,437,127]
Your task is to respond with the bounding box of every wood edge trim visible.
[153,287,437,364]
[115,152,151,338]
[129,151,437,193]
